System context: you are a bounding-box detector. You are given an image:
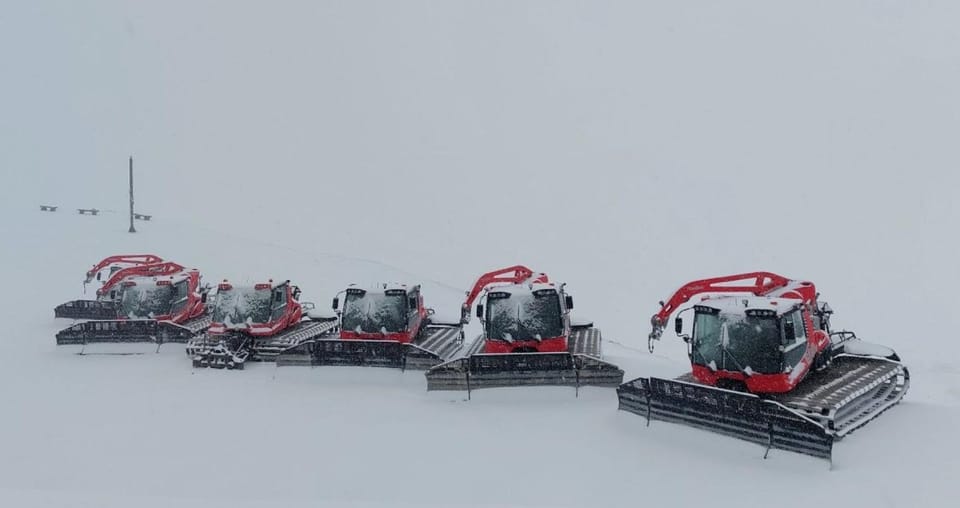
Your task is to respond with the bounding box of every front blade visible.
[56,319,161,345]
[55,319,198,353]
[617,377,835,460]
[54,300,119,320]
[425,352,624,391]
[308,339,407,368]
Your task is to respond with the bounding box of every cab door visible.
[781,309,807,371]
[169,279,191,320]
[406,288,423,338]
[270,285,289,326]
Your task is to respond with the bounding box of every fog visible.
[2,0,957,410]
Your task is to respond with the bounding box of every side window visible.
[783,310,805,344]
[781,309,807,369]
[793,310,806,342]
[270,287,287,321]
[170,280,190,315]
[408,290,419,315]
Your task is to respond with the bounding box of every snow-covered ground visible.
[0,212,956,508]
[2,2,959,506]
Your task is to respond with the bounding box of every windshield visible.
[118,284,175,319]
[692,311,782,374]
[486,290,562,342]
[212,287,272,326]
[341,292,407,333]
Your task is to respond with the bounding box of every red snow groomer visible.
[617,272,909,461]
[55,254,171,320]
[425,265,623,394]
[187,279,336,369]
[276,283,465,370]
[55,265,212,352]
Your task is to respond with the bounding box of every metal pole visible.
[128,156,136,233]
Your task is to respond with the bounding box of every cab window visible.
[270,287,288,321]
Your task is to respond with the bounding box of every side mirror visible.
[674,317,683,335]
[476,304,484,319]
[110,290,116,300]
[201,293,208,304]
[97,272,102,281]
[332,297,339,310]
[460,304,471,325]
[565,295,574,310]
[784,322,796,342]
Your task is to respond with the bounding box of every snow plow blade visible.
[616,355,909,462]
[425,352,624,392]
[54,300,119,320]
[276,325,464,370]
[425,326,623,392]
[282,339,407,368]
[617,377,835,460]
[56,315,212,353]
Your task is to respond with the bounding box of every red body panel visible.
[690,365,797,393]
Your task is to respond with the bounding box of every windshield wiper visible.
[718,325,751,376]
[514,307,542,342]
[516,307,527,341]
